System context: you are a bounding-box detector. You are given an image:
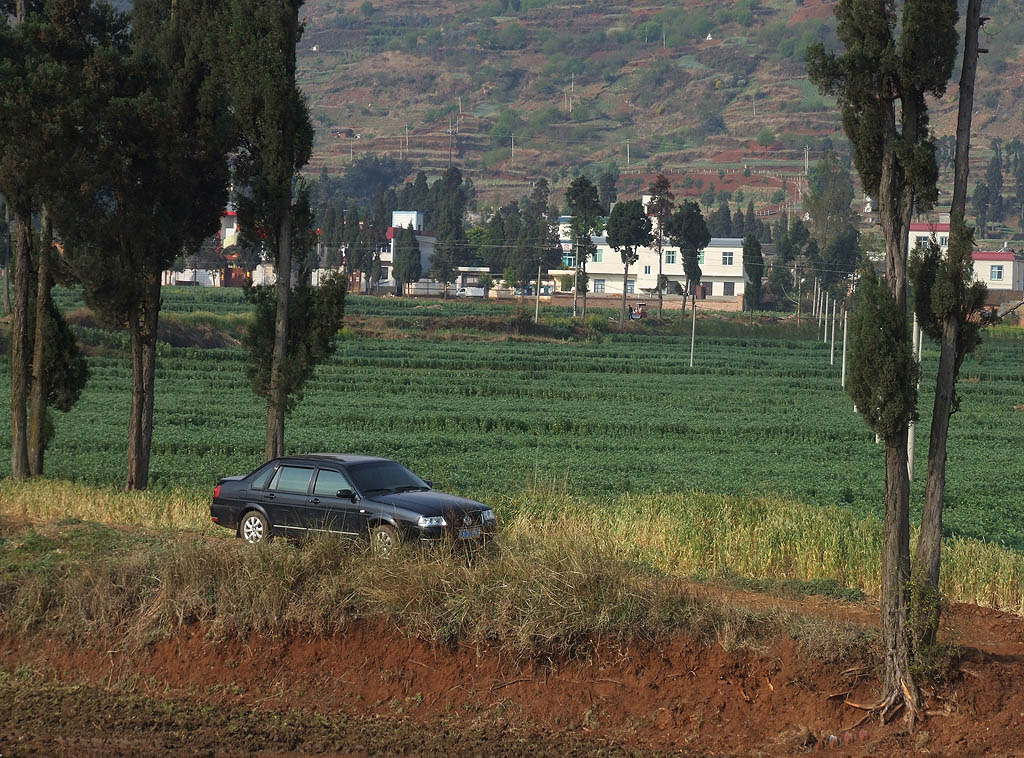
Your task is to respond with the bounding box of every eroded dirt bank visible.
[3,600,1024,757]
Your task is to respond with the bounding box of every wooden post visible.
[830,299,836,365]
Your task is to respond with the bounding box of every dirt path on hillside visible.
[3,595,1024,756]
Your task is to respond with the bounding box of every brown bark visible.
[10,209,31,480]
[580,259,587,319]
[656,233,663,320]
[265,212,292,462]
[619,259,629,331]
[28,211,53,476]
[126,274,160,490]
[2,204,11,316]
[911,0,984,645]
[874,86,921,726]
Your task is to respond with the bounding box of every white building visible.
[380,210,436,293]
[552,230,749,299]
[973,250,1024,291]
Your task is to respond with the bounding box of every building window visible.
[722,251,734,266]
[939,236,949,247]
[562,252,576,267]
[592,249,603,263]
[991,265,1004,281]
[643,265,651,275]
[626,280,635,294]
[723,281,735,296]
[380,266,389,280]
[698,251,705,265]
[593,278,606,293]
[664,249,677,264]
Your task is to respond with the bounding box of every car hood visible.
[366,490,487,517]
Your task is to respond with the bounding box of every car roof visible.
[274,454,395,466]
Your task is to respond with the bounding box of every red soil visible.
[3,594,1024,756]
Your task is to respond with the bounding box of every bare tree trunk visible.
[28,211,53,476]
[126,274,160,490]
[533,260,542,323]
[656,234,663,319]
[581,260,587,319]
[572,262,578,318]
[265,212,292,462]
[620,260,629,331]
[882,427,916,720]
[911,0,984,648]
[2,204,11,316]
[10,209,31,480]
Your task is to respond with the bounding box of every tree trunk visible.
[873,90,921,727]
[28,211,53,476]
[620,260,629,331]
[2,204,11,316]
[910,0,984,648]
[656,233,663,319]
[581,260,587,319]
[533,261,542,323]
[265,212,292,462]
[126,274,160,491]
[882,426,917,721]
[9,209,31,480]
[572,261,578,318]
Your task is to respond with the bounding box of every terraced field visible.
[3,294,1023,548]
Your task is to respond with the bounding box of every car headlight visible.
[480,509,496,523]
[417,515,447,528]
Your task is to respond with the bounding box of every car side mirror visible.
[424,480,433,488]
[337,489,355,499]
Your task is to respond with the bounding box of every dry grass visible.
[0,518,874,665]
[2,478,1022,636]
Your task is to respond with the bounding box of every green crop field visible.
[2,291,1024,549]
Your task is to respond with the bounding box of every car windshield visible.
[348,461,428,494]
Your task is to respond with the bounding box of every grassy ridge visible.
[2,480,1022,614]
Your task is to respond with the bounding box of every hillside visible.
[297,0,1024,211]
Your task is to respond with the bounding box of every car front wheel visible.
[240,511,269,544]
[369,523,400,557]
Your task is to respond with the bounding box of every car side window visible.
[313,469,353,497]
[250,464,276,490]
[268,466,314,494]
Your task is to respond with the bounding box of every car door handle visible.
[265,493,276,500]
[360,509,366,513]
[310,498,321,505]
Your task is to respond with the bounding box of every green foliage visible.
[665,200,710,292]
[242,273,346,412]
[847,265,918,438]
[392,224,422,290]
[337,154,412,208]
[742,236,763,311]
[606,200,652,269]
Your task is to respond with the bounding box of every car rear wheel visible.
[240,511,269,544]
[369,523,400,557]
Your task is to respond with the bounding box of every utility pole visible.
[405,124,409,150]
[448,117,453,167]
[511,134,514,161]
[804,145,809,175]
[830,298,836,365]
[841,308,848,388]
[626,141,630,167]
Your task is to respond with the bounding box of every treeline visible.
[1,0,343,489]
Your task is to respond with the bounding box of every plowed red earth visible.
[2,596,1024,757]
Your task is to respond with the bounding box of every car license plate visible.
[458,526,481,540]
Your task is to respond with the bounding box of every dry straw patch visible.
[2,479,1022,616]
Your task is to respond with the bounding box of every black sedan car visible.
[210,454,497,553]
